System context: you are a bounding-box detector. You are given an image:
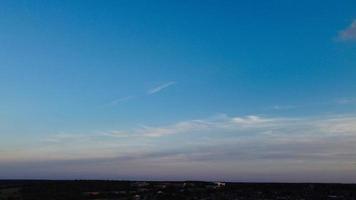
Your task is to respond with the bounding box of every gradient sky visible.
[1,0,356,182]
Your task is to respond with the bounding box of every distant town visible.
[1,180,356,200]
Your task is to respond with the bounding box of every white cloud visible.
[147,81,176,95]
[338,19,356,41]
[232,115,275,125]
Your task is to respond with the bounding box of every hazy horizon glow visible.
[0,0,356,182]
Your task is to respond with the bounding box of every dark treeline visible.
[0,180,356,200]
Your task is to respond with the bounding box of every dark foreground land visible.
[1,180,356,200]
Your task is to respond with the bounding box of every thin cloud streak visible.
[266,97,356,111]
[335,97,356,105]
[270,105,298,110]
[105,81,176,106]
[108,96,134,106]
[147,81,176,95]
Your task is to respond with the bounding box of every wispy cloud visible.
[108,96,134,106]
[335,97,356,105]
[147,81,176,95]
[267,97,356,111]
[39,114,356,143]
[97,115,282,138]
[106,81,176,106]
[337,19,356,41]
[269,105,298,110]
[3,114,356,181]
[4,114,356,182]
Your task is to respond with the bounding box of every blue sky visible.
[0,0,356,182]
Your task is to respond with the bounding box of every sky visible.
[0,0,356,182]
